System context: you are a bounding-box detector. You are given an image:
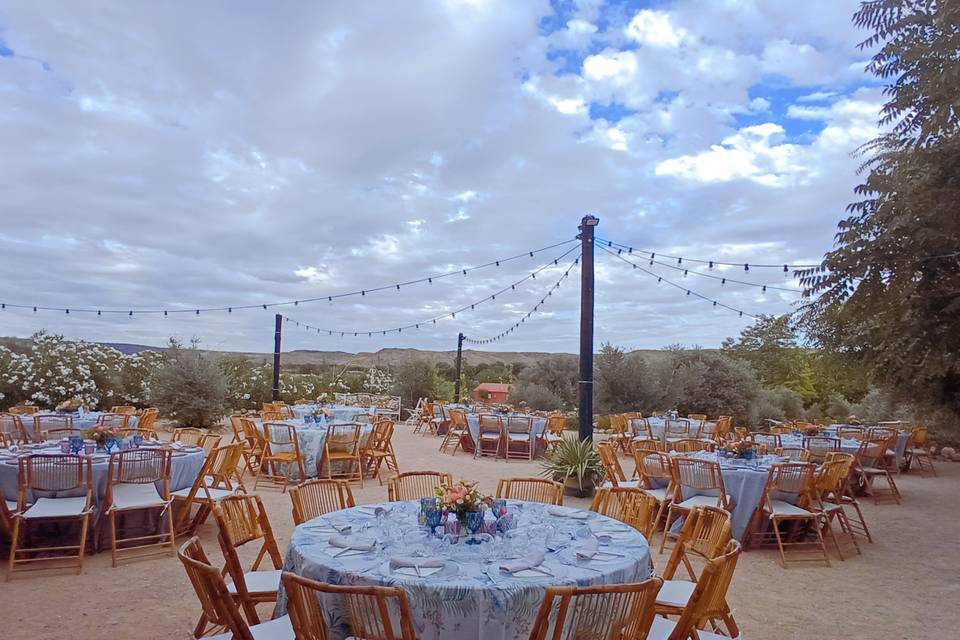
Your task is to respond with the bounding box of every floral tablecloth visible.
[276,500,652,640]
[257,419,375,477]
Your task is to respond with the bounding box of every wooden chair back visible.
[173,427,208,446]
[665,419,691,437]
[478,414,504,437]
[670,540,742,639]
[33,414,74,437]
[589,487,659,538]
[96,413,131,429]
[803,436,840,462]
[528,579,664,640]
[200,433,223,455]
[0,413,28,444]
[290,479,356,524]
[495,477,563,505]
[751,433,781,449]
[176,537,254,640]
[662,505,732,581]
[837,425,865,440]
[282,571,417,640]
[546,414,566,436]
[636,450,673,489]
[110,406,138,415]
[596,441,627,485]
[671,438,713,453]
[9,405,39,415]
[448,409,468,431]
[763,462,817,509]
[18,454,93,507]
[671,458,728,506]
[212,495,283,597]
[387,471,452,501]
[137,408,159,430]
[775,447,810,462]
[108,448,172,486]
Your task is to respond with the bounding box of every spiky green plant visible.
[539,435,603,489]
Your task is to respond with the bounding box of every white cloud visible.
[582,49,637,84]
[624,10,687,48]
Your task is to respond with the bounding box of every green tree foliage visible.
[508,382,563,410]
[147,339,229,427]
[798,1,960,423]
[391,359,439,409]
[658,350,760,426]
[594,343,650,413]
[516,357,578,407]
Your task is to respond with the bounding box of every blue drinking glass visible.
[465,510,484,544]
[69,435,83,454]
[303,416,311,425]
[104,437,117,452]
[425,506,442,530]
[133,433,144,447]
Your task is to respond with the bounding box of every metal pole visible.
[272,313,282,401]
[454,332,464,403]
[578,215,599,440]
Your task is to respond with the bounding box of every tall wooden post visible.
[272,313,282,401]
[454,332,464,403]
[578,215,599,440]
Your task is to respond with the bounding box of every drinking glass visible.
[465,510,484,545]
[424,506,442,530]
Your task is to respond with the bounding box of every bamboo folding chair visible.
[7,454,94,580]
[431,402,450,436]
[597,441,640,488]
[105,448,174,567]
[670,438,714,453]
[200,433,223,455]
[589,487,659,538]
[661,458,732,553]
[813,457,862,560]
[629,417,655,441]
[110,405,138,415]
[97,413,131,429]
[751,433,781,450]
[475,414,504,459]
[633,449,674,535]
[255,422,307,491]
[238,417,266,477]
[824,451,873,543]
[495,477,563,505]
[904,426,936,476]
[438,409,468,455]
[855,438,901,505]
[282,572,416,640]
[656,506,733,620]
[289,479,356,525]
[211,495,284,629]
[697,420,718,441]
[651,540,742,640]
[540,414,566,452]
[412,400,433,434]
[172,443,246,537]
[606,414,633,453]
[173,427,208,447]
[837,425,865,440]
[33,414,74,441]
[665,419,691,441]
[387,470,452,501]
[177,537,294,640]
[8,405,39,415]
[688,414,707,422]
[504,415,535,461]
[529,578,663,640]
[361,419,398,483]
[0,413,29,444]
[137,408,159,432]
[775,447,811,462]
[803,436,840,463]
[750,462,830,567]
[320,423,363,487]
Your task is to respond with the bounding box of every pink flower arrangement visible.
[434,479,492,516]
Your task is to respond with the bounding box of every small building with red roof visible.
[473,382,512,403]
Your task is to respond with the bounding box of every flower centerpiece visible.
[310,406,330,423]
[316,393,332,405]
[434,479,493,525]
[732,440,756,460]
[81,425,121,449]
[55,398,84,413]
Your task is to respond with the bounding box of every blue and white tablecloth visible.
[465,414,547,446]
[25,412,139,439]
[276,500,652,640]
[292,404,375,423]
[639,417,715,441]
[824,424,910,464]
[257,419,375,478]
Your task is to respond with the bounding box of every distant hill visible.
[1,336,687,368]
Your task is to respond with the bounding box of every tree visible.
[391,359,438,410]
[798,1,960,424]
[148,339,229,427]
[516,357,579,407]
[594,344,649,413]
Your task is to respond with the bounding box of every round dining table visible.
[276,500,652,640]
[256,419,376,478]
[24,411,140,440]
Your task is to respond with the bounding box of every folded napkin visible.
[329,535,375,552]
[499,551,545,574]
[547,506,589,520]
[328,520,353,534]
[389,556,445,576]
[575,537,599,560]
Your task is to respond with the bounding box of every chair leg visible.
[7,517,21,580]
[110,509,119,568]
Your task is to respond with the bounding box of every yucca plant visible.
[539,435,603,497]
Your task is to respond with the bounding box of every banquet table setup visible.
[22,410,140,440]
[256,417,377,478]
[291,403,376,423]
[430,403,549,458]
[276,499,652,640]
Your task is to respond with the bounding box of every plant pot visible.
[563,475,595,499]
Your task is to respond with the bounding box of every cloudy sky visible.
[0,0,882,354]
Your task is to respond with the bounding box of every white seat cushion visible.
[602,479,642,489]
[227,569,282,595]
[110,483,166,510]
[644,487,670,502]
[4,499,18,513]
[655,579,695,607]
[208,614,294,640]
[507,433,530,441]
[22,496,88,519]
[648,615,734,640]
[172,486,237,501]
[545,433,563,442]
[676,495,731,510]
[768,500,814,517]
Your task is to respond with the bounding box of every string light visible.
[601,247,758,319]
[281,246,579,337]
[601,240,802,293]
[462,255,579,346]
[597,237,821,270]
[0,238,578,316]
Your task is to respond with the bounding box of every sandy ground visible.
[2,424,958,639]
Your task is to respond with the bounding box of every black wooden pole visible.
[272,313,282,401]
[578,215,599,440]
[454,332,464,403]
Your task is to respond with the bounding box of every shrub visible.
[148,339,229,427]
[508,382,562,411]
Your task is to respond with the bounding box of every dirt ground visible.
[2,424,957,639]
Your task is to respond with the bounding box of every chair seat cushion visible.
[655,579,695,607]
[644,487,670,502]
[768,499,814,517]
[22,496,89,519]
[110,483,167,510]
[507,433,531,441]
[676,495,731,510]
[648,615,733,640]
[227,568,282,595]
[4,499,18,513]
[545,433,563,442]
[601,479,642,489]
[208,614,294,640]
[172,486,237,501]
